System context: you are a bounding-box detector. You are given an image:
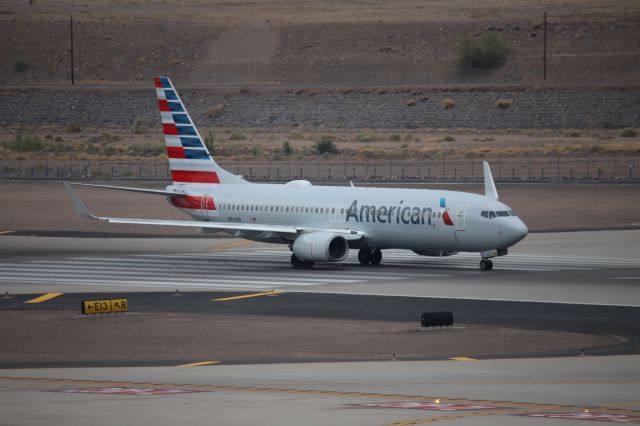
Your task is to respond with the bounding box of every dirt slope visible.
[1,0,639,86]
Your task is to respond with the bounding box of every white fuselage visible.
[167,181,528,253]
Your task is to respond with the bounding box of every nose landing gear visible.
[479,259,493,271]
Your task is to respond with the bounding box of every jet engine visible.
[412,249,459,257]
[292,232,349,262]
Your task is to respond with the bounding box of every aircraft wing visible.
[64,182,364,240]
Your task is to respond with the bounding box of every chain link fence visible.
[1,155,638,181]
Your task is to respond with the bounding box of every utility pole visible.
[69,14,75,85]
[543,11,547,81]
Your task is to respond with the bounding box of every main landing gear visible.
[479,259,493,271]
[358,248,382,266]
[291,254,314,269]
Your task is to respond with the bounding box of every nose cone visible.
[504,218,528,247]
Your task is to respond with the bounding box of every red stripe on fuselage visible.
[166,146,186,159]
[171,170,220,184]
[163,123,178,135]
[158,99,170,112]
[170,196,217,210]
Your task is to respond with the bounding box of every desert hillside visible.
[1,0,639,87]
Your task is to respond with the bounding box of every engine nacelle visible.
[292,232,349,262]
[412,249,459,257]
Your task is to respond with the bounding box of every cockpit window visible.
[481,211,488,218]
[496,211,510,217]
[489,211,496,219]
[509,210,517,216]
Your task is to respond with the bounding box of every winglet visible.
[63,182,98,219]
[483,161,499,200]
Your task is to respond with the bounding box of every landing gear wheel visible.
[370,249,382,265]
[291,254,304,269]
[479,259,493,271]
[358,248,381,265]
[358,249,372,265]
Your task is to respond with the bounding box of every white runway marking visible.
[0,248,638,291]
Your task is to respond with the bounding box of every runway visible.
[1,356,639,426]
[2,230,640,425]
[1,230,639,306]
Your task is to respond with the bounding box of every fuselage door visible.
[455,204,469,231]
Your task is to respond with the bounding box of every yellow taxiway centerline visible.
[178,360,221,367]
[24,293,63,304]
[209,240,254,251]
[450,357,476,361]
[213,291,284,302]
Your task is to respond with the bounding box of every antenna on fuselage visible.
[483,161,499,200]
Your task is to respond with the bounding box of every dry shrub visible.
[495,98,513,109]
[206,103,225,119]
[64,123,81,133]
[405,99,416,106]
[441,98,456,109]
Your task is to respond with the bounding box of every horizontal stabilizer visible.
[70,183,186,197]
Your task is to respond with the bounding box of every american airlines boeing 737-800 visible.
[65,76,528,271]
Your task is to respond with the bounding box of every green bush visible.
[5,134,45,152]
[443,135,455,142]
[282,141,293,155]
[388,134,402,142]
[620,128,637,138]
[315,136,338,155]
[458,34,508,69]
[355,133,383,143]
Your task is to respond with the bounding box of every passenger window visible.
[286,206,289,212]
[320,208,324,213]
[489,211,496,219]
[437,212,441,218]
[315,207,319,213]
[481,211,488,218]
[331,208,335,214]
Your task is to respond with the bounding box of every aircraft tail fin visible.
[483,161,499,200]
[154,76,247,185]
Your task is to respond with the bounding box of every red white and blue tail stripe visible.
[154,76,246,185]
